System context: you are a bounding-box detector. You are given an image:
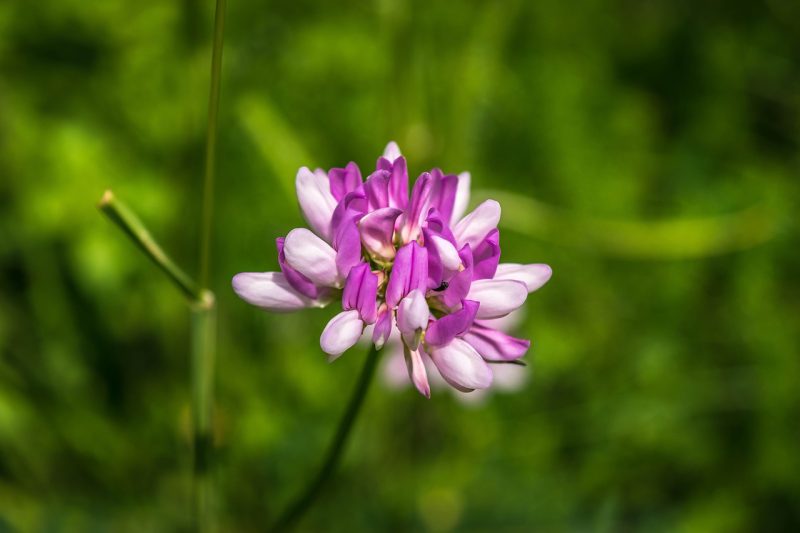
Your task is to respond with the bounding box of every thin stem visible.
[270,344,381,532]
[98,190,210,307]
[199,0,227,288]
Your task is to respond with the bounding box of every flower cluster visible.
[232,142,551,397]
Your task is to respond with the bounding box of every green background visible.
[1,0,799,530]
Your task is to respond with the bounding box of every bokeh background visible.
[1,0,799,530]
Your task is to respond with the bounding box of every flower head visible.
[233,142,551,397]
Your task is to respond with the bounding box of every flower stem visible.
[199,0,227,289]
[270,344,381,532]
[98,190,210,307]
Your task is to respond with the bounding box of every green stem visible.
[193,0,226,530]
[199,0,227,288]
[270,344,381,532]
[98,190,210,307]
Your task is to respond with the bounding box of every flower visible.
[232,142,552,397]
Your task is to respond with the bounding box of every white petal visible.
[466,279,528,319]
[232,272,320,311]
[404,345,431,398]
[296,167,337,242]
[428,338,493,392]
[494,263,552,293]
[383,141,402,162]
[396,289,430,335]
[320,310,364,360]
[452,199,500,249]
[430,235,462,271]
[450,171,471,226]
[283,228,340,287]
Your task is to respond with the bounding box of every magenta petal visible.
[429,169,459,224]
[463,324,530,361]
[372,303,393,349]
[439,244,474,309]
[276,237,320,299]
[359,207,402,260]
[342,263,378,324]
[424,208,457,244]
[428,338,493,392]
[377,155,409,211]
[424,300,479,347]
[328,162,363,201]
[334,217,363,281]
[330,191,367,237]
[404,345,431,398]
[401,172,433,242]
[386,242,429,308]
[423,228,444,290]
[472,229,501,280]
[364,170,390,211]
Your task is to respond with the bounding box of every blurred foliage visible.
[1,0,799,531]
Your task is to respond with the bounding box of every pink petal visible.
[342,263,379,324]
[466,279,528,319]
[320,310,364,360]
[359,207,403,260]
[232,272,324,311]
[428,338,493,392]
[328,162,363,201]
[382,141,402,162]
[404,345,431,398]
[283,228,340,287]
[372,303,394,349]
[385,242,428,308]
[452,199,501,249]
[424,300,479,347]
[295,167,337,242]
[494,263,552,293]
[450,171,471,227]
[462,324,530,361]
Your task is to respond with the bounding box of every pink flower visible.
[233,142,551,397]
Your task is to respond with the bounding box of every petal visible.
[359,207,402,260]
[372,303,393,349]
[466,279,528,319]
[494,263,552,292]
[334,218,363,281]
[472,229,501,280]
[404,344,431,398]
[385,242,428,308]
[401,171,433,242]
[342,263,378,324]
[428,338,493,392]
[276,237,320,299]
[364,170,390,211]
[430,234,462,271]
[387,157,409,210]
[232,272,323,311]
[320,310,364,360]
[438,244,474,309]
[424,300,479,347]
[383,141,402,162]
[462,324,530,361]
[450,171,471,226]
[453,199,500,249]
[396,289,430,348]
[328,162,363,201]
[296,167,337,242]
[284,228,340,287]
[430,170,459,225]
